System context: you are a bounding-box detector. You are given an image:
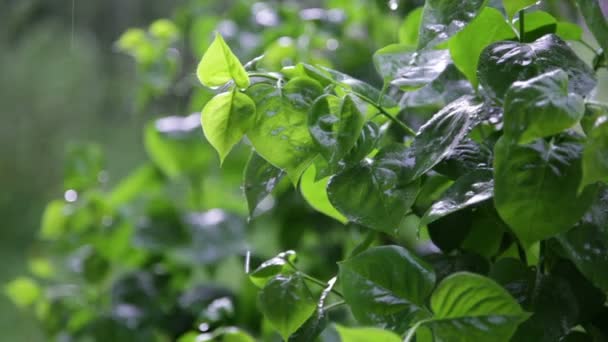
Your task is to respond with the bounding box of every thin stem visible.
[352,91,416,136]
[518,10,525,42]
[247,72,281,81]
[516,240,528,265]
[286,260,344,298]
[323,300,346,311]
[349,230,377,258]
[578,39,598,54]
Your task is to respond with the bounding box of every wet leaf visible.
[399,7,424,46]
[374,45,451,88]
[243,152,285,216]
[300,163,347,223]
[575,0,608,55]
[335,325,401,342]
[503,0,538,19]
[418,0,487,49]
[339,246,435,333]
[197,32,250,88]
[581,115,608,190]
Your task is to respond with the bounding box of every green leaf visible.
[575,0,608,55]
[503,0,538,19]
[478,34,596,102]
[243,152,285,217]
[399,7,424,46]
[5,277,41,309]
[300,163,347,223]
[308,94,365,169]
[513,11,557,42]
[328,144,421,235]
[40,200,68,240]
[503,69,584,144]
[197,32,250,88]
[418,0,487,49]
[557,187,608,292]
[107,164,163,208]
[420,272,529,342]
[343,122,381,166]
[258,274,317,340]
[374,45,451,88]
[449,7,514,87]
[434,138,493,179]
[64,143,105,191]
[494,134,598,247]
[421,169,493,226]
[249,251,297,288]
[410,96,486,179]
[246,77,323,183]
[555,22,583,41]
[338,246,435,333]
[201,90,256,163]
[335,325,402,342]
[462,205,507,258]
[581,115,608,190]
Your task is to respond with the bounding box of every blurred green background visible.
[1,0,606,341]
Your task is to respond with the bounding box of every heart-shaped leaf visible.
[418,0,487,49]
[197,32,250,88]
[300,163,347,223]
[335,325,402,342]
[373,45,451,88]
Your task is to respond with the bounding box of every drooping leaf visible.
[201,90,256,163]
[399,7,424,46]
[449,7,514,87]
[249,250,297,288]
[197,32,250,88]
[478,34,596,102]
[421,169,493,226]
[258,274,317,340]
[335,325,402,342]
[338,246,435,333]
[494,133,597,248]
[557,187,608,292]
[300,163,347,223]
[575,0,608,55]
[503,0,538,19]
[418,0,487,49]
[503,69,584,144]
[410,96,486,179]
[581,115,608,190]
[374,45,451,88]
[419,272,529,342]
[555,22,583,41]
[308,94,365,169]
[243,152,285,216]
[328,144,420,235]
[246,77,323,183]
[513,11,557,42]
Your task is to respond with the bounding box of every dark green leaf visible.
[243,152,285,216]
[308,94,365,168]
[427,209,473,253]
[328,144,420,235]
[258,274,317,340]
[418,0,487,49]
[494,134,597,247]
[424,253,490,284]
[246,77,323,183]
[197,32,250,88]
[489,258,534,304]
[581,115,608,189]
[335,325,401,342]
[249,250,297,288]
[449,7,514,87]
[338,246,435,333]
[503,69,584,144]
[575,0,608,55]
[343,122,381,166]
[420,272,529,342]
[373,45,450,88]
[434,138,493,179]
[201,90,256,163]
[462,204,507,258]
[411,96,486,179]
[478,34,596,102]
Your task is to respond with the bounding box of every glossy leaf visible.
[343,122,380,166]
[411,96,485,179]
[555,22,583,41]
[503,0,538,19]
[503,69,584,144]
[420,272,529,342]
[328,144,420,235]
[243,152,285,216]
[557,188,608,291]
[258,274,317,340]
[246,77,323,183]
[300,163,347,223]
[449,7,514,87]
[575,0,608,54]
[494,134,597,247]
[335,325,401,342]
[197,32,250,88]
[513,11,557,42]
[249,250,297,288]
[421,169,493,226]
[434,138,493,179]
[418,0,487,49]
[399,7,424,46]
[478,34,596,101]
[338,246,435,332]
[581,115,608,190]
[201,90,256,163]
[374,45,450,88]
[308,94,365,168]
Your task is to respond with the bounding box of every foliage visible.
[7,0,608,341]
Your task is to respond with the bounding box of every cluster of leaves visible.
[192,0,608,341]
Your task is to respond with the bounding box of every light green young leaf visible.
[197,32,250,88]
[335,325,402,342]
[503,0,538,19]
[339,246,435,333]
[258,274,317,340]
[201,90,256,163]
[503,69,584,144]
[399,7,424,46]
[5,277,41,309]
[418,0,487,49]
[449,7,514,87]
[300,163,347,223]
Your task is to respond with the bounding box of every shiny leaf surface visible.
[581,115,608,190]
[197,32,250,89]
[243,152,285,216]
[418,0,487,49]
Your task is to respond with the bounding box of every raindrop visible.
[64,189,78,203]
